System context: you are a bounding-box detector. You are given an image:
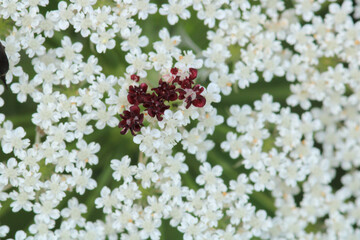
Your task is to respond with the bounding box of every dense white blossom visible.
[0,0,360,239]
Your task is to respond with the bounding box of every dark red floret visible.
[170,67,178,75]
[188,68,198,80]
[119,105,144,135]
[143,93,170,121]
[184,84,206,109]
[127,83,149,105]
[130,74,140,82]
[152,80,178,101]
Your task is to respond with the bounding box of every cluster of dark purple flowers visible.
[119,68,206,135]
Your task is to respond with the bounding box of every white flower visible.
[118,181,142,206]
[133,127,162,156]
[1,127,30,158]
[78,55,102,82]
[196,1,226,28]
[208,69,234,95]
[254,94,280,123]
[0,158,20,186]
[90,74,117,97]
[18,170,42,193]
[9,188,35,212]
[178,214,207,240]
[92,102,118,129]
[93,5,114,30]
[10,73,37,102]
[196,162,223,192]
[136,213,162,240]
[18,148,42,172]
[56,36,83,63]
[52,1,75,30]
[61,197,87,227]
[52,149,76,173]
[46,123,75,148]
[221,132,245,159]
[133,0,157,20]
[0,225,9,238]
[227,104,252,132]
[153,28,181,55]
[279,159,309,187]
[160,180,184,204]
[229,174,253,202]
[197,107,224,134]
[246,210,272,237]
[145,195,170,219]
[295,0,320,22]
[174,50,203,71]
[110,155,136,182]
[163,152,189,180]
[54,221,79,239]
[33,193,60,222]
[181,128,203,155]
[149,47,173,71]
[250,169,275,191]
[38,13,56,37]
[67,168,97,195]
[0,0,24,21]
[75,140,100,168]
[71,112,94,139]
[233,60,259,89]
[125,49,152,78]
[241,146,268,170]
[204,82,221,105]
[112,206,139,231]
[90,29,116,53]
[135,162,160,188]
[28,216,55,239]
[121,26,149,52]
[203,43,230,71]
[72,12,94,37]
[78,221,105,240]
[57,60,80,87]
[95,187,119,214]
[159,0,191,25]
[21,33,46,58]
[77,88,102,113]
[4,34,21,62]
[32,103,61,130]
[43,174,68,201]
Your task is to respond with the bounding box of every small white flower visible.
[28,215,55,239]
[136,212,162,240]
[9,188,35,212]
[75,139,100,168]
[2,127,30,158]
[159,0,191,25]
[67,168,97,195]
[196,162,223,192]
[0,225,9,238]
[0,158,20,186]
[61,197,87,228]
[110,155,137,182]
[32,103,61,130]
[95,187,119,214]
[125,49,152,78]
[90,29,116,53]
[135,162,160,189]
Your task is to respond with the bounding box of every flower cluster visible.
[119,68,206,135]
[0,0,360,239]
